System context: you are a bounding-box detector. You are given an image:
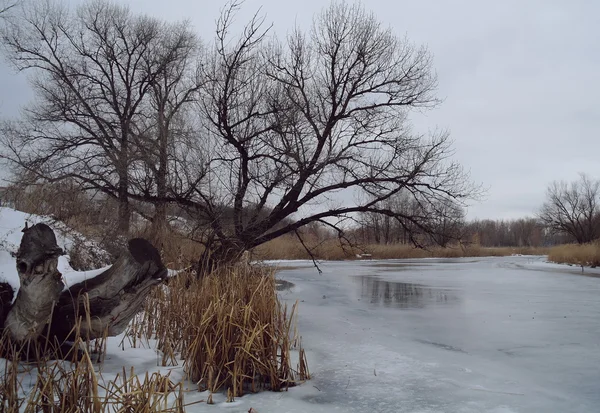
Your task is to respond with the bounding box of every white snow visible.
[57,257,112,290]
[0,207,112,299]
[512,255,600,276]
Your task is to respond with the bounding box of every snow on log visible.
[48,238,167,341]
[0,224,167,343]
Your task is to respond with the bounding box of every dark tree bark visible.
[0,224,167,345]
[0,282,13,331]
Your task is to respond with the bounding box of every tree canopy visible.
[1,0,479,269]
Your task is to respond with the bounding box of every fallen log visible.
[0,223,167,346]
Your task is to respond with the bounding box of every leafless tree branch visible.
[538,174,600,244]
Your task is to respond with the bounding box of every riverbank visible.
[252,236,549,261]
[548,243,600,268]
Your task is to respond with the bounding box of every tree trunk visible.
[118,181,130,235]
[117,140,131,235]
[0,223,166,347]
[150,107,169,243]
[196,241,246,277]
[4,223,64,341]
[151,203,169,245]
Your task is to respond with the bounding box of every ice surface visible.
[261,256,600,413]
[90,256,600,413]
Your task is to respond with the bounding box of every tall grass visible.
[548,243,600,267]
[139,265,309,398]
[0,329,186,412]
[253,235,550,260]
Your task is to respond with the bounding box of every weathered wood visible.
[4,223,64,341]
[1,224,167,346]
[48,238,167,341]
[0,281,13,330]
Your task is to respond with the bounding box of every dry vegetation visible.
[548,243,600,268]
[0,182,554,412]
[0,310,188,412]
[252,235,550,261]
[139,266,309,396]
[0,344,188,412]
[0,262,308,412]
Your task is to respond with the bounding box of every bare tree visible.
[147,2,478,270]
[129,22,202,240]
[539,174,600,244]
[357,190,431,245]
[0,0,190,234]
[425,197,465,247]
[509,218,542,247]
[1,1,479,270]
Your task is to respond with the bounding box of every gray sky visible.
[1,0,599,220]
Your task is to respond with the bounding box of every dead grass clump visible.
[548,243,600,267]
[22,358,185,413]
[141,265,309,398]
[0,314,185,412]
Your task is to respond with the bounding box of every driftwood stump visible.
[0,223,167,346]
[5,224,64,341]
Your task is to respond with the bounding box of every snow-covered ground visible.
[2,210,600,412]
[0,207,112,300]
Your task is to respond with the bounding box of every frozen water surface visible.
[265,256,600,413]
[6,253,599,412]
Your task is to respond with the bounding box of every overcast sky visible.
[1,0,599,220]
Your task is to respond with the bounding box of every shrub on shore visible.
[140,265,309,397]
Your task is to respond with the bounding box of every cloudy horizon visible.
[1,0,598,221]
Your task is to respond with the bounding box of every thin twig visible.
[295,229,322,274]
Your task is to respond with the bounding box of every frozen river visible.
[258,256,600,413]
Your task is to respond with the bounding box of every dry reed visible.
[253,235,550,260]
[0,331,186,413]
[548,243,600,267]
[139,264,310,398]
[4,265,305,411]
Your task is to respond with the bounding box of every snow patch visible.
[0,207,112,299]
[57,256,112,290]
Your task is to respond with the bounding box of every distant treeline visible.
[350,216,569,248]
